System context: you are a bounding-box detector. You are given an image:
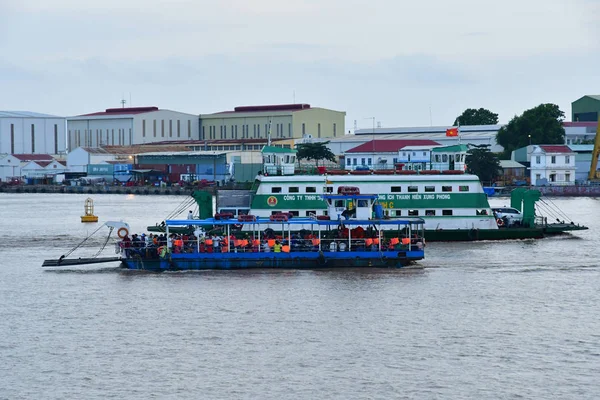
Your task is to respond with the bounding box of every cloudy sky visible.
[1,0,599,130]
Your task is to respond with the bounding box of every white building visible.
[343,139,440,170]
[353,125,504,152]
[563,121,598,145]
[66,147,124,173]
[67,107,199,151]
[530,145,576,186]
[0,111,66,155]
[0,154,57,182]
[21,160,67,179]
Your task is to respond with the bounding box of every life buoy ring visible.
[496,218,504,227]
[117,227,129,238]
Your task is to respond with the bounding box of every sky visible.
[1,0,599,131]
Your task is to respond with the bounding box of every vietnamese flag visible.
[446,127,459,137]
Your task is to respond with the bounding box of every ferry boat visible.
[120,211,425,272]
[214,147,587,241]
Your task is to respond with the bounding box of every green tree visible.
[496,103,565,159]
[453,108,499,126]
[465,144,501,184]
[295,141,337,167]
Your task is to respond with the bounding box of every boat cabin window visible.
[442,210,453,216]
[357,200,368,207]
[441,186,453,192]
[306,210,316,217]
[289,211,300,217]
[289,187,299,193]
[425,210,436,216]
[325,187,333,193]
[434,154,441,162]
[476,209,488,215]
[408,186,418,193]
[459,185,469,192]
[271,187,282,193]
[442,154,448,162]
[391,186,402,192]
[424,186,435,192]
[220,209,237,216]
[408,210,419,216]
[271,211,280,215]
[335,200,345,207]
[306,187,316,193]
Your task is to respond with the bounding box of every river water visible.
[0,193,599,399]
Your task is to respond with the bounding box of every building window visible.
[565,155,570,164]
[178,120,181,137]
[112,129,115,145]
[306,187,316,193]
[289,187,299,193]
[202,126,205,139]
[143,120,146,137]
[425,210,436,216]
[318,123,321,138]
[188,120,192,137]
[424,186,435,192]
[346,158,350,165]
[153,120,157,137]
[442,186,453,192]
[302,123,306,135]
[333,123,336,137]
[551,155,556,164]
[56,126,62,152]
[352,158,357,165]
[442,210,453,216]
[391,186,401,192]
[459,185,469,192]
[536,155,540,164]
[169,120,173,137]
[565,173,571,182]
[408,210,419,216]
[408,186,418,192]
[10,124,14,153]
[367,158,371,165]
[289,123,292,137]
[361,158,365,165]
[271,187,282,193]
[161,120,165,137]
[129,128,132,145]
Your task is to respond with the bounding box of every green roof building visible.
[572,95,600,122]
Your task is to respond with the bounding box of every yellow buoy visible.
[81,197,99,223]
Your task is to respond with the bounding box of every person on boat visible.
[262,241,271,252]
[273,240,282,253]
[187,210,193,220]
[212,235,221,253]
[339,241,347,252]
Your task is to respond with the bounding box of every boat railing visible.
[117,235,424,256]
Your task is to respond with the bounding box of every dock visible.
[42,257,123,267]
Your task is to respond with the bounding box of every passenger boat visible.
[120,213,425,271]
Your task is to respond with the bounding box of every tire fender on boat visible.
[496,218,504,227]
[117,227,129,238]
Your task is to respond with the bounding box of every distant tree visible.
[296,141,337,167]
[453,108,499,126]
[465,144,501,184]
[496,103,565,159]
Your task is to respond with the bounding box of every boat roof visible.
[165,217,424,227]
